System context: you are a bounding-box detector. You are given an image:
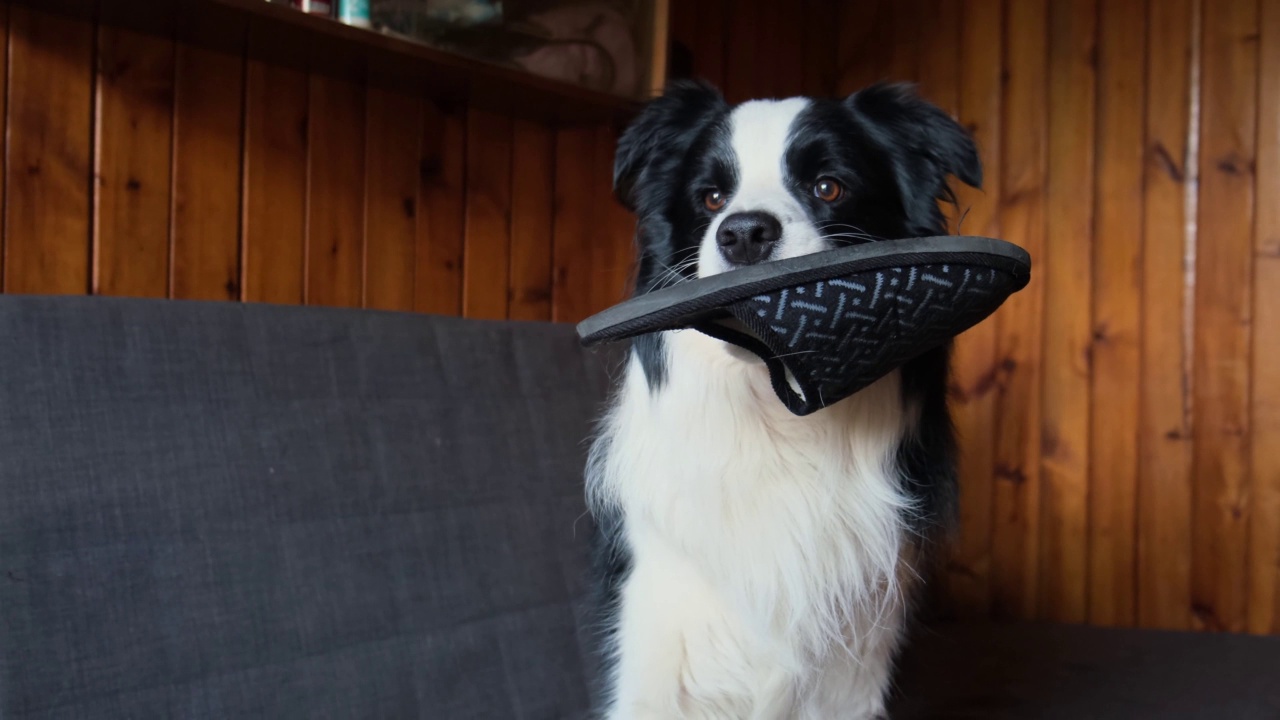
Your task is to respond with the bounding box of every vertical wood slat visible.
[242,59,308,305]
[5,7,92,295]
[1248,0,1280,637]
[1040,0,1097,625]
[1138,0,1197,631]
[508,119,554,322]
[551,126,596,323]
[461,108,512,320]
[723,0,760,103]
[171,44,243,301]
[94,26,173,298]
[691,0,727,90]
[1088,0,1147,628]
[305,73,365,308]
[801,0,838,97]
[415,102,466,317]
[945,0,1003,618]
[364,87,420,312]
[914,0,960,116]
[836,0,892,95]
[991,0,1048,621]
[1191,0,1257,635]
[593,125,633,315]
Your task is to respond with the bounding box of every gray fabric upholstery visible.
[0,296,616,719]
[890,621,1280,719]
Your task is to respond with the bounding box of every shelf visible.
[22,0,650,125]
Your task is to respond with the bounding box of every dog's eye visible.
[813,178,843,202]
[704,189,727,212]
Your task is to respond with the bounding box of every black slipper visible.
[576,236,1032,416]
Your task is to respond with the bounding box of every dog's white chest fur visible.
[588,331,914,719]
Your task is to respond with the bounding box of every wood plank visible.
[945,0,1003,619]
[692,0,727,90]
[305,72,365,308]
[914,0,960,115]
[171,44,243,300]
[1087,0,1146,628]
[836,0,892,94]
[888,0,922,84]
[507,119,554,322]
[1137,0,1196,631]
[551,126,596,323]
[594,125,634,314]
[802,0,839,97]
[363,86,420,312]
[1191,0,1256,635]
[723,0,761,102]
[991,0,1047,621]
[1248,0,1280,636]
[774,2,805,97]
[460,107,511,320]
[5,7,93,295]
[415,102,466,316]
[1040,0,1096,624]
[242,59,307,305]
[94,26,174,298]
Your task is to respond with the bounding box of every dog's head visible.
[615,81,982,291]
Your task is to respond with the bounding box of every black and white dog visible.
[585,81,981,718]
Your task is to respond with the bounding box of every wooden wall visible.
[833,0,1280,636]
[0,2,635,323]
[7,0,1279,638]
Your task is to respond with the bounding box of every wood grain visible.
[1138,0,1196,631]
[415,102,467,316]
[364,86,420,312]
[692,0,727,90]
[1088,0,1146,628]
[1247,0,1280,636]
[171,45,243,300]
[461,108,511,320]
[991,0,1047,621]
[1191,0,1256,635]
[836,0,891,94]
[914,0,960,116]
[305,72,365,308]
[508,119,554,321]
[5,7,93,295]
[802,0,839,97]
[946,0,1003,618]
[551,126,596,323]
[94,26,173,298]
[593,126,633,314]
[1040,0,1097,624]
[724,0,761,102]
[242,59,307,305]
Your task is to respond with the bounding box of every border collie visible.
[585,81,981,719]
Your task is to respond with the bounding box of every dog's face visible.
[614,82,982,291]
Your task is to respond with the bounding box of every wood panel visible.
[364,87,420,312]
[461,108,512,320]
[305,73,365,308]
[415,103,466,317]
[551,126,596,323]
[1088,0,1146,628]
[1249,0,1280,637]
[508,119,554,322]
[94,26,173,298]
[1138,0,1196,631]
[243,59,307,305]
[1191,0,1256,635]
[5,7,92,295]
[991,0,1047,621]
[946,0,1003,618]
[171,45,242,300]
[1039,0,1096,625]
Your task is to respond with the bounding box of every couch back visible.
[0,296,617,719]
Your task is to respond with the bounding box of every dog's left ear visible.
[846,83,982,231]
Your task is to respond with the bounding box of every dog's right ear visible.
[614,80,727,213]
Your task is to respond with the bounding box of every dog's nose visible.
[716,211,782,266]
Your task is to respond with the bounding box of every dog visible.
[585,81,982,719]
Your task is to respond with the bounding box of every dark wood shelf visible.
[23,0,648,125]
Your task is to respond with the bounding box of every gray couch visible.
[2,295,1278,719]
